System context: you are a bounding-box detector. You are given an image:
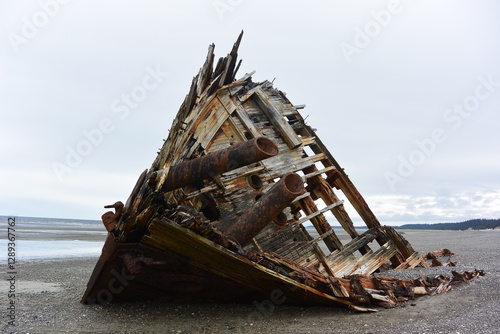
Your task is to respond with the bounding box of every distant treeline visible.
[397,218,500,230]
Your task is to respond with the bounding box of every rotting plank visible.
[308,229,335,245]
[233,104,263,138]
[395,252,428,270]
[264,153,326,181]
[300,136,316,146]
[274,240,315,265]
[295,196,343,252]
[349,241,397,276]
[382,226,420,261]
[331,175,382,230]
[329,173,406,266]
[195,95,236,153]
[253,87,302,149]
[302,166,336,181]
[294,200,344,227]
[304,170,363,243]
[184,165,266,199]
[325,229,379,269]
[216,101,247,143]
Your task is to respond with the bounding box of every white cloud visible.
[363,190,500,223]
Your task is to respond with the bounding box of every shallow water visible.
[0,216,106,261]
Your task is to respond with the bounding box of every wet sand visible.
[2,229,499,333]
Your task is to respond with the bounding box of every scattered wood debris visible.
[424,248,457,267]
[81,32,484,310]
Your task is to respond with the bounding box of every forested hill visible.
[397,218,500,230]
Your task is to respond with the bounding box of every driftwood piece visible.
[425,248,454,258]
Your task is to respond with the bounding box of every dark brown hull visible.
[82,221,347,307]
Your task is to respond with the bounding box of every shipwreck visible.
[82,33,482,311]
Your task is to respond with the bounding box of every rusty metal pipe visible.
[154,137,278,192]
[220,172,304,246]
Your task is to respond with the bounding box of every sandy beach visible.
[2,225,499,334]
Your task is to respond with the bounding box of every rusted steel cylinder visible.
[155,137,278,192]
[221,172,304,246]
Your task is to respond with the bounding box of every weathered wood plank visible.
[303,166,336,181]
[382,226,418,260]
[183,165,266,199]
[182,92,238,158]
[350,241,397,275]
[300,136,316,146]
[264,153,326,180]
[308,229,334,245]
[325,229,379,268]
[307,174,362,241]
[331,240,396,277]
[196,43,215,96]
[295,200,344,227]
[292,191,311,203]
[295,196,343,252]
[395,252,428,270]
[253,87,303,149]
[233,104,263,138]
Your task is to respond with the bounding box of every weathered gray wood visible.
[308,229,334,245]
[300,136,316,146]
[303,166,336,181]
[395,251,427,270]
[196,43,215,96]
[326,229,379,267]
[307,174,363,242]
[253,87,303,149]
[349,240,397,275]
[264,153,326,180]
[295,201,344,226]
[234,104,263,138]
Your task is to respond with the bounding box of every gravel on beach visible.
[2,229,499,334]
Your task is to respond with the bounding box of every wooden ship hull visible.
[81,33,483,310]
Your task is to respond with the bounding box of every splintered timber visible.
[81,32,483,311]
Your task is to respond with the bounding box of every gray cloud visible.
[1,0,499,221]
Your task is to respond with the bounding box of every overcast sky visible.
[1,0,499,225]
